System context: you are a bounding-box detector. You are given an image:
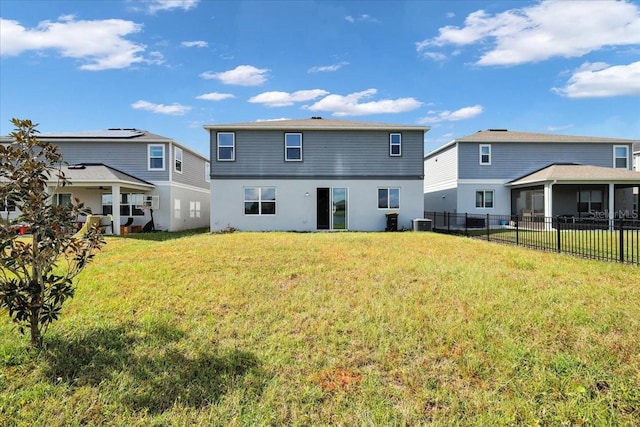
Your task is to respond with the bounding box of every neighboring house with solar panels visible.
[1,129,210,234]
[204,117,429,231]
[424,129,640,221]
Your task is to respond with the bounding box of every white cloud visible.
[345,14,379,24]
[308,62,349,73]
[249,89,329,107]
[306,89,422,116]
[418,105,484,124]
[144,0,199,14]
[200,65,269,86]
[417,0,640,66]
[546,124,574,132]
[420,52,447,62]
[552,61,640,98]
[131,100,191,115]
[0,16,149,70]
[181,40,208,48]
[196,92,235,101]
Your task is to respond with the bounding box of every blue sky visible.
[1,0,639,156]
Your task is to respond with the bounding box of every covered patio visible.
[49,163,155,235]
[507,164,639,228]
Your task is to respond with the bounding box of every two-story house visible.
[1,129,210,234]
[424,129,639,221]
[205,118,429,231]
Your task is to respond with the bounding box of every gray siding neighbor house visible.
[205,117,429,231]
[424,129,639,221]
[1,129,210,234]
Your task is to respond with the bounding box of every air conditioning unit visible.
[413,218,432,231]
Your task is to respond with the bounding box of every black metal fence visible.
[424,212,640,266]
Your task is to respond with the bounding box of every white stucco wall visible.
[456,180,512,216]
[211,179,424,232]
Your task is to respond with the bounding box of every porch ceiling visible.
[507,164,640,187]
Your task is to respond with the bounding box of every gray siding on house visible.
[424,144,458,189]
[53,140,170,182]
[172,146,209,189]
[458,142,630,181]
[210,129,424,178]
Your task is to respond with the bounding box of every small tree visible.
[0,118,105,348]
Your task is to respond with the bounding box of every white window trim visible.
[244,187,277,216]
[378,187,400,210]
[479,144,491,165]
[390,133,402,157]
[475,190,494,209]
[613,145,628,169]
[148,144,165,171]
[217,132,235,161]
[205,162,210,182]
[285,132,303,162]
[174,147,183,174]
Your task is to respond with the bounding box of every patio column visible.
[112,184,121,235]
[544,181,554,230]
[608,183,615,231]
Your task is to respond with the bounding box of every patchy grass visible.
[1,231,639,425]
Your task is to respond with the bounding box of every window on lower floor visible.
[174,199,181,219]
[189,201,201,218]
[1,197,16,212]
[378,188,400,209]
[577,190,603,214]
[244,187,276,215]
[52,193,73,207]
[476,190,494,208]
[101,193,145,216]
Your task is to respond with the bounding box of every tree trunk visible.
[29,303,42,348]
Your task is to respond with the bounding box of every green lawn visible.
[1,231,639,426]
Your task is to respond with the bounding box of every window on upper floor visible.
[205,162,210,182]
[390,133,402,156]
[244,187,276,215]
[148,144,165,170]
[475,190,494,208]
[217,132,235,161]
[614,145,628,169]
[285,133,302,161]
[479,144,491,165]
[378,188,400,209]
[174,147,183,173]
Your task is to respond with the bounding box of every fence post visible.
[464,212,468,236]
[515,216,519,245]
[556,216,562,253]
[447,211,451,232]
[486,213,490,241]
[619,218,624,263]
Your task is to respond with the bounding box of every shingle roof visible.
[1,129,209,161]
[508,164,640,186]
[60,164,154,189]
[204,117,429,132]
[457,129,638,144]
